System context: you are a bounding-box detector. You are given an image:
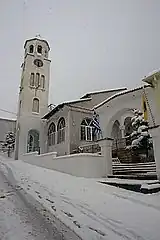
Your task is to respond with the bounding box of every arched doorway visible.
[27,129,39,153]
[111,120,122,139]
[111,120,123,158]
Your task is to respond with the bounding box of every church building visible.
[15,37,157,161]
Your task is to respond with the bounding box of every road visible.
[0,168,81,240]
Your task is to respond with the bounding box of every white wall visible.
[22,152,106,178]
[96,87,156,138]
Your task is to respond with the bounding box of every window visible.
[29,45,34,53]
[32,98,39,113]
[35,73,40,87]
[57,118,65,143]
[48,123,56,146]
[30,73,34,86]
[44,50,48,58]
[41,75,45,89]
[37,45,42,54]
[80,118,98,141]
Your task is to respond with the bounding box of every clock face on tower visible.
[34,59,43,67]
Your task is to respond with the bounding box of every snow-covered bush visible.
[1,131,15,150]
[126,109,153,158]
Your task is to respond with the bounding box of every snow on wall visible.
[22,152,106,178]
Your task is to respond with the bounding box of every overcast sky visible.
[0,0,160,119]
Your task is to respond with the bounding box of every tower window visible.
[37,45,42,54]
[32,98,39,113]
[35,73,40,88]
[29,45,34,53]
[44,50,48,58]
[41,75,45,89]
[30,73,35,86]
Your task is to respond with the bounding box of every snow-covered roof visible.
[93,85,149,110]
[43,98,92,119]
[142,69,160,85]
[0,117,16,122]
[81,87,127,99]
[59,98,92,105]
[24,38,50,50]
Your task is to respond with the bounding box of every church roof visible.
[93,85,150,110]
[24,38,50,50]
[42,98,92,120]
[80,87,127,99]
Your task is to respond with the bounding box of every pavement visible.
[0,167,81,240]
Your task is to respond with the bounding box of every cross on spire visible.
[35,34,42,38]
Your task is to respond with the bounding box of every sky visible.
[0,0,160,119]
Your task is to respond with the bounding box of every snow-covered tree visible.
[1,131,15,150]
[127,109,153,158]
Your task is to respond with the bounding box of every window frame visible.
[57,118,65,144]
[30,73,35,86]
[41,75,45,89]
[29,45,34,53]
[48,123,56,146]
[35,73,40,87]
[80,118,98,142]
[37,45,42,54]
[32,98,39,113]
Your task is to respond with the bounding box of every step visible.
[113,162,156,166]
[108,174,157,180]
[113,166,156,170]
[113,169,156,174]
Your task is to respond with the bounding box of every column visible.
[98,137,113,177]
[149,126,160,180]
[40,119,47,154]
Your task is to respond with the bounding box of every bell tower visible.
[15,37,51,159]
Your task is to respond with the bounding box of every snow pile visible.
[1,159,160,240]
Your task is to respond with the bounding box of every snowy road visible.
[0,169,81,240]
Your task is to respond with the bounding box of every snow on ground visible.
[1,158,160,240]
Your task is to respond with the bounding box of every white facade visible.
[15,38,51,159]
[14,38,160,180]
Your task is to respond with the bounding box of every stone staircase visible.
[109,162,157,180]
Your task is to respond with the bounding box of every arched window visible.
[37,45,42,54]
[41,75,45,89]
[35,73,40,87]
[32,98,39,113]
[57,118,65,143]
[81,118,97,141]
[48,123,56,146]
[29,45,34,53]
[30,73,35,86]
[27,129,39,152]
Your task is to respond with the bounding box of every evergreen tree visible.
[127,109,152,158]
[1,131,15,150]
